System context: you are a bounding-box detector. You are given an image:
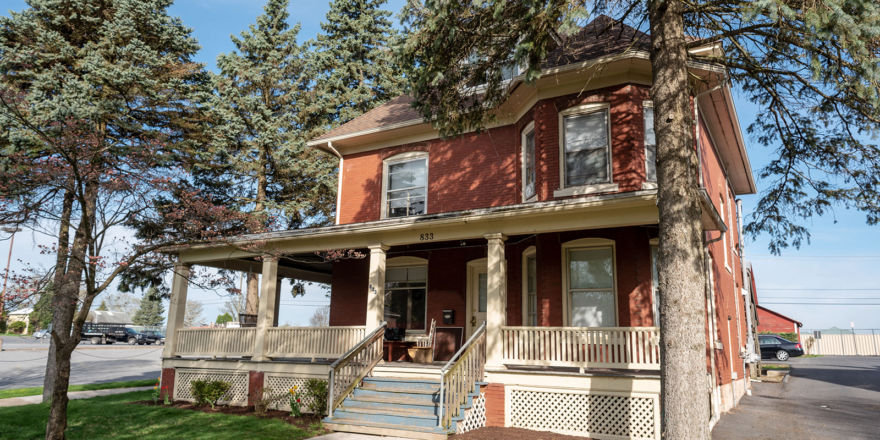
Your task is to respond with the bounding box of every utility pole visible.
[0,227,23,333]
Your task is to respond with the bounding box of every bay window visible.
[555,103,618,197]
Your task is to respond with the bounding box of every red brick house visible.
[159,17,755,439]
[756,306,803,337]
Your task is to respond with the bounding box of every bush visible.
[303,378,328,416]
[190,380,231,409]
[8,321,27,334]
[249,386,285,417]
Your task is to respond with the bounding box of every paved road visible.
[713,356,880,440]
[0,345,162,390]
[1,335,160,350]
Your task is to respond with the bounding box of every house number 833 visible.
[420,233,434,241]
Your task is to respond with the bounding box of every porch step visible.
[324,377,456,439]
[372,364,443,380]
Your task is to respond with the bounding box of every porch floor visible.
[380,360,660,378]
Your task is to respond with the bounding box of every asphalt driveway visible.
[712,356,880,440]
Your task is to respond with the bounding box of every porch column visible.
[485,233,507,369]
[163,262,191,358]
[252,257,279,361]
[366,244,389,330]
[272,277,283,327]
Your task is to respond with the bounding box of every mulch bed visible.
[450,427,594,440]
[129,400,329,433]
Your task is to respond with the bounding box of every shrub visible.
[249,386,285,417]
[190,380,231,409]
[303,378,329,416]
[8,321,27,334]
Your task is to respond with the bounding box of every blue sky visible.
[2,0,879,330]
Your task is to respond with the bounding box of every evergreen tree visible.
[212,0,338,230]
[30,289,54,331]
[311,0,406,129]
[132,288,166,326]
[96,301,108,312]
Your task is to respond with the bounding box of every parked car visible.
[32,329,50,339]
[141,330,164,345]
[758,335,804,361]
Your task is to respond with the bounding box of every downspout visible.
[326,141,344,226]
[737,199,755,389]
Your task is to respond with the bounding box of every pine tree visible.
[29,288,54,331]
[96,301,108,312]
[132,288,166,326]
[212,0,338,230]
[311,0,406,129]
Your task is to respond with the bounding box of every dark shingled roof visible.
[312,16,650,143]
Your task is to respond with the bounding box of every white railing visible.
[439,321,487,429]
[266,326,366,359]
[501,326,660,370]
[327,322,386,416]
[176,328,257,357]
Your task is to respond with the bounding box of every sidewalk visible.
[0,386,153,408]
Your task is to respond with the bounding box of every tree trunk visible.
[42,185,75,403]
[45,181,97,440]
[245,145,270,315]
[648,1,711,439]
[245,273,260,316]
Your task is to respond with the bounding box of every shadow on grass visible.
[0,390,324,440]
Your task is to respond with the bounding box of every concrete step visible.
[324,419,451,440]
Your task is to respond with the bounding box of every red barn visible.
[756,305,803,336]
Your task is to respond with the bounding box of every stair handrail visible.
[327,321,387,416]
[438,321,487,429]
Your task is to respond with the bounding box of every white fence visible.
[501,326,661,370]
[266,326,365,358]
[800,333,880,356]
[176,328,257,357]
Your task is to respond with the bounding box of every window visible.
[644,102,657,182]
[650,242,660,326]
[383,153,427,219]
[522,247,538,326]
[555,104,618,197]
[565,245,616,327]
[522,122,536,201]
[384,266,427,331]
[721,194,730,270]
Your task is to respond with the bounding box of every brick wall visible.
[484,383,505,427]
[336,84,654,224]
[327,228,656,331]
[756,307,801,335]
[160,367,175,401]
[247,371,264,406]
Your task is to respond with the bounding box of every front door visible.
[467,264,488,339]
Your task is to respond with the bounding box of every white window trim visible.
[521,246,537,326]
[556,103,616,198]
[560,237,618,327]
[642,100,656,190]
[380,151,429,220]
[649,237,660,326]
[386,256,429,335]
[521,121,537,203]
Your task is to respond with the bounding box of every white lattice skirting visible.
[174,370,249,405]
[457,391,487,434]
[509,388,659,440]
[263,374,322,414]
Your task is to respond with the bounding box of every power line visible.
[760,288,880,291]
[761,297,880,300]
[749,254,880,258]
[760,302,880,305]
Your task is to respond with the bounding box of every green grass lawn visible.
[801,354,824,358]
[0,379,157,400]
[0,390,325,440]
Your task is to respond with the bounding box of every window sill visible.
[523,195,537,204]
[641,181,657,190]
[554,183,619,198]
[725,265,732,273]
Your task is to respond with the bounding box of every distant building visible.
[756,305,803,336]
[7,308,34,333]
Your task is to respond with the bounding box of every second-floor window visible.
[384,153,428,218]
[644,102,657,182]
[560,103,612,189]
[522,122,536,201]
